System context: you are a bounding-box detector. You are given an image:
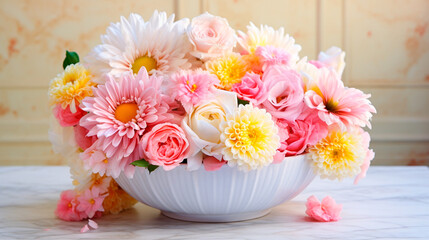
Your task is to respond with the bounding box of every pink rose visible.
[297,105,329,145]
[74,125,97,150]
[141,123,190,171]
[232,72,266,105]
[284,120,314,157]
[53,104,86,127]
[306,195,342,222]
[187,12,236,60]
[260,66,304,122]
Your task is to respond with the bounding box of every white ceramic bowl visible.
[115,154,315,222]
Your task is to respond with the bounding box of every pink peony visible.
[203,156,226,171]
[304,69,376,130]
[170,69,220,112]
[187,12,236,60]
[255,45,291,71]
[260,66,305,122]
[53,104,86,127]
[283,120,314,157]
[141,123,190,171]
[74,125,97,150]
[232,72,267,105]
[76,187,106,218]
[55,190,86,221]
[306,195,342,222]
[80,68,172,178]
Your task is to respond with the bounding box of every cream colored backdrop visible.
[0,0,428,165]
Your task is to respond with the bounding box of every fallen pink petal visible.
[88,219,98,229]
[305,195,342,222]
[80,224,89,233]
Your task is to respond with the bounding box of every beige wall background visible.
[0,0,428,166]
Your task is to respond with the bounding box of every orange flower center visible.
[68,202,73,208]
[90,199,95,205]
[115,103,138,123]
[132,56,157,74]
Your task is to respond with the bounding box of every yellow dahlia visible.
[309,127,367,181]
[103,179,137,215]
[220,104,280,171]
[205,53,249,90]
[48,63,95,111]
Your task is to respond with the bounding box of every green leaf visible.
[237,98,250,106]
[147,165,159,173]
[131,159,150,168]
[63,50,80,69]
[131,159,159,174]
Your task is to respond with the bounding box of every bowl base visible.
[161,209,271,223]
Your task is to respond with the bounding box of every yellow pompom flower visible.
[48,63,95,111]
[309,127,367,181]
[205,53,249,90]
[220,104,280,171]
[102,179,138,215]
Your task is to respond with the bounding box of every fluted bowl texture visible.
[115,154,315,222]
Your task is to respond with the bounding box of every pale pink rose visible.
[260,66,304,122]
[53,104,86,127]
[76,187,106,218]
[55,190,86,221]
[141,123,190,171]
[232,72,267,105]
[306,195,342,222]
[187,12,236,60]
[203,156,226,171]
[255,45,291,71]
[74,125,97,150]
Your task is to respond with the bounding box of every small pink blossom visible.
[74,125,97,150]
[53,104,86,127]
[76,187,106,218]
[55,190,86,221]
[306,195,342,222]
[232,72,266,105]
[187,12,236,60]
[170,69,220,112]
[260,66,304,122]
[255,45,291,71]
[81,143,111,177]
[304,69,376,130]
[203,156,226,171]
[141,123,190,171]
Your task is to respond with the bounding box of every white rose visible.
[181,89,237,170]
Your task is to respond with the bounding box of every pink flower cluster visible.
[55,186,107,221]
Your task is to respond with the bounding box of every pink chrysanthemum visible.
[255,45,291,71]
[55,190,86,221]
[80,68,172,178]
[170,69,220,112]
[304,69,376,129]
[76,187,106,218]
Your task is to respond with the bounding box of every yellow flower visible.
[220,104,280,171]
[48,63,95,111]
[309,127,366,181]
[102,179,137,215]
[205,53,249,90]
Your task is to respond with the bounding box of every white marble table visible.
[0,166,428,239]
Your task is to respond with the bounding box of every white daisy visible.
[237,22,302,66]
[85,11,192,83]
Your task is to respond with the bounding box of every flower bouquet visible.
[49,11,376,223]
